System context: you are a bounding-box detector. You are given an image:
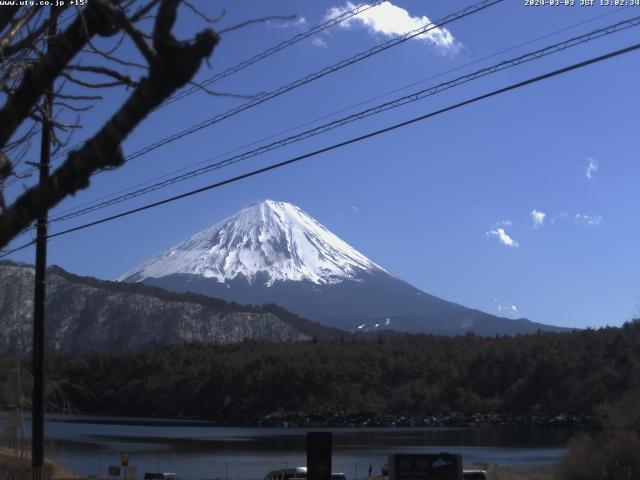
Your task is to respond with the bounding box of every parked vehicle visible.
[264,467,308,480]
[462,470,488,480]
[144,473,179,480]
[263,467,346,480]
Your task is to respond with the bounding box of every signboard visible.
[389,453,462,480]
[307,432,332,480]
[121,452,129,467]
[108,466,121,477]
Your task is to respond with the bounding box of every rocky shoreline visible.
[255,411,590,428]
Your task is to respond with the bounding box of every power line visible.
[4,0,500,203]
[41,0,501,175]
[2,0,478,241]
[3,39,637,258]
[48,5,630,222]
[47,14,640,224]
[45,1,386,165]
[118,0,503,166]
[158,1,387,110]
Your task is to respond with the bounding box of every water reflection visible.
[1,413,577,479]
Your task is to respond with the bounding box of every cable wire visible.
[45,1,386,164]
[118,0,504,165]
[158,1,387,109]
[3,39,637,258]
[47,14,640,224]
[48,5,630,221]
[44,0,503,172]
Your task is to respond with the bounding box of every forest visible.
[2,321,639,424]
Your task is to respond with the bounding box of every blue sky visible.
[4,0,640,329]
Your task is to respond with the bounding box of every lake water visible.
[1,413,577,479]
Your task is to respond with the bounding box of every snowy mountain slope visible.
[118,200,387,286]
[120,200,569,336]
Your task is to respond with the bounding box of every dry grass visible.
[0,447,80,480]
[492,464,560,480]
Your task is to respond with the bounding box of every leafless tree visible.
[0,0,223,249]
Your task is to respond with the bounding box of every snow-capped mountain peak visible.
[118,200,387,286]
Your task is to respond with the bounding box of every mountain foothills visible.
[120,200,566,335]
[0,261,342,355]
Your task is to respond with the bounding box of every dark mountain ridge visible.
[0,261,344,354]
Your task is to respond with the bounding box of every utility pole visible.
[32,7,56,480]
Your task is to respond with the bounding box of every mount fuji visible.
[118,200,566,335]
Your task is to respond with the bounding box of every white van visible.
[263,467,346,480]
[263,467,308,480]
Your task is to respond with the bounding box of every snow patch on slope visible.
[118,200,388,286]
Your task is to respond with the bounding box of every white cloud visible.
[586,157,598,180]
[324,1,459,52]
[574,214,603,226]
[487,228,519,248]
[495,220,513,227]
[531,209,546,228]
[310,36,328,48]
[351,205,359,213]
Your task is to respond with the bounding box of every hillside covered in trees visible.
[2,322,638,425]
[0,261,345,354]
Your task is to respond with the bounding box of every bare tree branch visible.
[80,44,148,69]
[0,153,11,181]
[0,7,37,53]
[67,64,137,87]
[182,1,225,24]
[130,0,162,23]
[0,0,121,151]
[52,101,93,112]
[0,6,21,35]
[0,8,53,61]
[61,71,129,89]
[1,20,49,59]
[120,19,155,63]
[56,92,103,101]
[0,0,219,248]
[186,80,265,99]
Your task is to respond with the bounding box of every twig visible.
[129,0,162,23]
[186,80,265,99]
[66,64,138,87]
[182,1,225,24]
[61,71,129,89]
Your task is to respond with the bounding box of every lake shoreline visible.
[1,413,573,479]
[27,409,590,430]
[254,411,590,429]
